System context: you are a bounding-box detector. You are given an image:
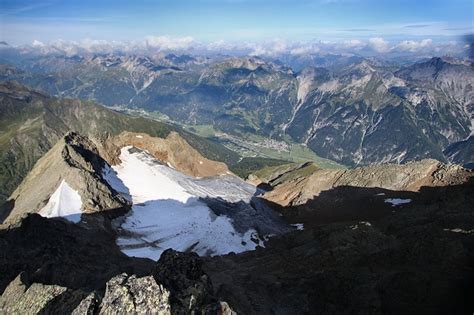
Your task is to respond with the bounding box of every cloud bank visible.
[6,35,467,59]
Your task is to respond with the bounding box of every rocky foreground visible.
[1,172,473,313]
[0,214,235,314]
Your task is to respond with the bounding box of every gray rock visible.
[99,273,171,315]
[72,292,100,315]
[0,272,75,314]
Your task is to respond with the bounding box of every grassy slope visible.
[183,124,345,169]
[252,162,319,183]
[229,157,290,179]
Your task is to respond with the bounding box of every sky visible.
[0,0,472,50]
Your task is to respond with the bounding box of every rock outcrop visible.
[98,273,171,314]
[0,214,235,314]
[102,131,230,177]
[0,164,473,314]
[258,159,473,207]
[5,132,130,224]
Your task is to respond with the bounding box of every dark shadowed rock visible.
[153,249,220,313]
[0,214,235,314]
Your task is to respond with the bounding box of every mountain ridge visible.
[1,53,471,167]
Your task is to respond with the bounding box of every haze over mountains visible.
[1,14,474,314]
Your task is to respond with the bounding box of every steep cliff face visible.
[286,58,473,167]
[444,135,474,169]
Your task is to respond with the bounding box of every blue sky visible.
[0,0,472,45]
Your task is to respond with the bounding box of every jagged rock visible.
[0,213,154,297]
[0,272,87,314]
[72,292,100,315]
[5,132,130,224]
[219,301,237,315]
[0,214,235,314]
[99,273,171,315]
[204,178,474,314]
[153,249,217,313]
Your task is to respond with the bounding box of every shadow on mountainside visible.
[0,200,14,225]
[0,180,473,313]
[204,178,474,314]
[0,209,154,296]
[261,177,474,229]
[0,207,225,313]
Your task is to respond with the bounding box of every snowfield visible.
[105,146,285,260]
[384,198,412,206]
[39,180,82,223]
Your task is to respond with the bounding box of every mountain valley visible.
[0,46,473,314]
[2,49,472,168]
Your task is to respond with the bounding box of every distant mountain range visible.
[1,50,472,168]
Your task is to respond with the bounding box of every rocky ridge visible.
[0,156,473,313]
[103,131,229,177]
[5,132,129,225]
[256,159,472,207]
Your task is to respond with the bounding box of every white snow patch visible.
[408,92,424,106]
[39,180,82,223]
[135,135,143,139]
[102,165,131,201]
[443,228,474,234]
[105,147,263,260]
[350,221,372,230]
[384,198,412,206]
[290,223,304,231]
[382,75,405,88]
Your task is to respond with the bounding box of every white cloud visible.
[11,36,465,58]
[368,37,390,53]
[32,39,45,47]
[290,45,319,55]
[144,35,195,50]
[249,39,288,56]
[343,39,363,49]
[393,39,432,52]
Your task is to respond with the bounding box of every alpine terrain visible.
[1,1,474,313]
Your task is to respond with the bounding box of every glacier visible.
[104,146,287,260]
